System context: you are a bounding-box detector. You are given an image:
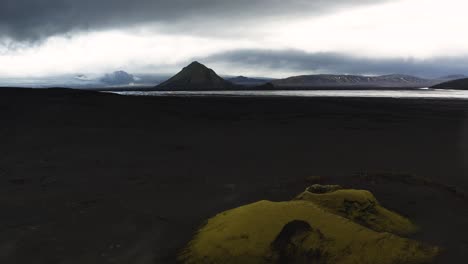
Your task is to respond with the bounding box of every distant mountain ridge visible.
[151,61,467,91]
[100,71,135,85]
[156,61,234,90]
[228,76,271,86]
[438,74,466,80]
[272,74,437,88]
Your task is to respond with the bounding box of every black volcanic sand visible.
[1,88,468,264]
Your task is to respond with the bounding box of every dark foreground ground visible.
[1,88,468,264]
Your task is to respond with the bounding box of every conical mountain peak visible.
[156,62,234,90]
[186,61,204,68]
[181,61,211,73]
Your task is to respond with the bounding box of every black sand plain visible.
[1,88,467,263]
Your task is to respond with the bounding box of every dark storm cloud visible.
[201,49,468,78]
[1,0,385,43]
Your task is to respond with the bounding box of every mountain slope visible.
[432,78,468,90]
[156,61,234,90]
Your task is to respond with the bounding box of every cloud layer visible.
[201,49,468,78]
[1,0,383,42]
[1,0,468,79]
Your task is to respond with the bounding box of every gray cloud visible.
[200,49,468,78]
[1,0,385,43]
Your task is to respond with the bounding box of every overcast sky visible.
[1,0,468,78]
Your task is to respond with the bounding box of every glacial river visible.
[112,89,468,100]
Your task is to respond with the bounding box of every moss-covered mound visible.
[180,187,438,264]
[295,187,418,235]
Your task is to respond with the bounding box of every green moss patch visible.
[180,187,438,264]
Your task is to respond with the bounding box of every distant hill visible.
[272,74,435,88]
[228,76,270,86]
[432,78,468,90]
[156,61,234,90]
[100,71,135,85]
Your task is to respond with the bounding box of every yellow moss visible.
[180,199,438,264]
